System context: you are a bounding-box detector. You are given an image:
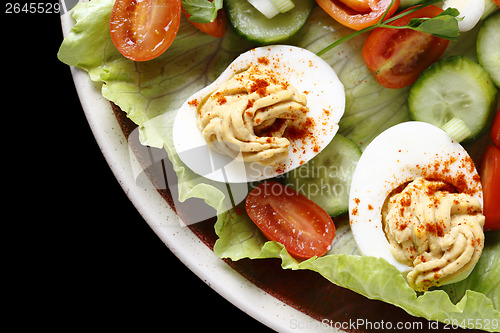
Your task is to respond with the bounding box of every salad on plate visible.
[58,0,500,330]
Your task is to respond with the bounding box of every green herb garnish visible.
[316,0,461,57]
[182,0,223,24]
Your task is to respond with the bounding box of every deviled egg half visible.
[173,45,345,183]
[349,121,485,291]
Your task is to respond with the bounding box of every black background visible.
[5,2,272,330]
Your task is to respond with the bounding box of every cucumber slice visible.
[408,56,497,141]
[477,10,500,88]
[282,134,361,217]
[224,0,314,45]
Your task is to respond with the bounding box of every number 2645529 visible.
[5,2,61,14]
[442,318,499,330]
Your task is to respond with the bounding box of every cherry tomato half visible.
[480,145,500,231]
[491,106,500,147]
[338,0,371,12]
[182,6,227,38]
[109,0,181,61]
[245,181,336,259]
[362,5,450,89]
[316,0,400,30]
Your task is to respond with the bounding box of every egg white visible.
[173,45,345,183]
[349,121,483,273]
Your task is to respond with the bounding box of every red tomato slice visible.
[362,5,450,89]
[245,181,336,259]
[494,0,500,6]
[316,0,400,30]
[182,7,227,38]
[338,0,371,12]
[109,0,181,62]
[480,145,500,231]
[491,106,500,147]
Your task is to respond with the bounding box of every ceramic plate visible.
[60,4,464,332]
[60,8,344,333]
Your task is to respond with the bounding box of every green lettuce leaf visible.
[58,1,500,330]
[214,206,500,330]
[58,0,252,144]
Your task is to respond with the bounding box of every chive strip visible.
[441,118,472,142]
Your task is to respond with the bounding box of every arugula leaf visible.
[182,0,223,23]
[405,7,461,40]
